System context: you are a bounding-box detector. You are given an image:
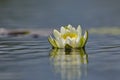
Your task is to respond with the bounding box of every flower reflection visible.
[50,48,88,80]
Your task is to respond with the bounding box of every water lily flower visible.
[48,25,88,49]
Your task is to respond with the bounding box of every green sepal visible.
[82,30,88,47]
[48,37,58,48]
[78,36,84,48]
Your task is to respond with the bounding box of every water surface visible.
[0,31,120,80]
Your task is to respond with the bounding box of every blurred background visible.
[0,0,120,29]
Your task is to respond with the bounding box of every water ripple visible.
[0,37,50,63]
[0,32,120,80]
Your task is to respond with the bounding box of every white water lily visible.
[48,24,88,49]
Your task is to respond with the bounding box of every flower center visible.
[61,32,78,39]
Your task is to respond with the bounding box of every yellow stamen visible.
[61,32,78,39]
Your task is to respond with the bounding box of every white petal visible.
[77,25,82,36]
[65,38,77,48]
[67,24,72,29]
[65,37,72,45]
[71,38,77,48]
[61,38,65,45]
[66,29,70,33]
[76,25,82,43]
[76,36,80,43]
[53,29,60,39]
[60,26,66,34]
[56,38,64,48]
[71,27,76,32]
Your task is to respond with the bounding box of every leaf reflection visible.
[50,48,88,80]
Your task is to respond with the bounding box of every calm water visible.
[0,0,120,80]
[0,33,119,80]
